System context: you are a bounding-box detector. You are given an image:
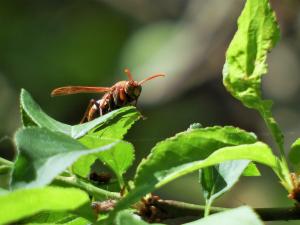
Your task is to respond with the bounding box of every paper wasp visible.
[51,68,165,123]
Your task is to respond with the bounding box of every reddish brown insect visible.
[89,171,112,184]
[51,68,165,123]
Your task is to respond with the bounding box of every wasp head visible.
[125,81,142,100]
[123,68,165,101]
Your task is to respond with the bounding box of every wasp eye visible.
[134,86,141,96]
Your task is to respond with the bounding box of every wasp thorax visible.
[125,81,142,100]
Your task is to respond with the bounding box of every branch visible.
[155,199,300,221]
[3,157,300,221]
[54,176,120,200]
[0,159,121,200]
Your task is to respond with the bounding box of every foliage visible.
[0,187,92,225]
[0,0,298,224]
[184,206,263,225]
[223,0,292,192]
[12,127,117,189]
[223,0,282,153]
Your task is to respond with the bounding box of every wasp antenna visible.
[138,73,166,85]
[124,68,134,81]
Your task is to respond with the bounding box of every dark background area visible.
[0,0,300,224]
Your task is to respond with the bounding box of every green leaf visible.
[60,217,91,225]
[73,136,135,186]
[19,89,140,186]
[23,211,72,224]
[83,107,141,139]
[200,160,250,215]
[109,126,277,221]
[27,217,90,225]
[20,89,140,139]
[0,187,91,225]
[71,106,140,139]
[242,162,260,176]
[153,142,276,188]
[114,210,163,225]
[72,154,100,179]
[183,206,263,225]
[60,217,90,225]
[72,107,139,181]
[135,126,267,188]
[97,142,134,182]
[222,0,284,152]
[289,138,300,171]
[12,127,117,189]
[20,89,71,134]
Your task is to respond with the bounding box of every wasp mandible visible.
[51,68,165,123]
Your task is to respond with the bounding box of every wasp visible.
[51,68,165,123]
[89,171,112,184]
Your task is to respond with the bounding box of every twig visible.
[3,158,300,221]
[155,199,300,221]
[54,176,120,200]
[92,199,117,213]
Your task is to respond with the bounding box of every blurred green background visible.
[1,0,300,224]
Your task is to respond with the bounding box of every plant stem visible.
[116,174,125,189]
[0,165,11,174]
[155,199,224,218]
[0,157,13,167]
[204,200,212,217]
[54,176,120,200]
[259,112,285,156]
[258,110,293,192]
[155,199,300,221]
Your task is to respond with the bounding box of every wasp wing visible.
[51,86,111,96]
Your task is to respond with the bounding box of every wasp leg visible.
[99,103,104,116]
[119,88,126,102]
[88,100,100,121]
[113,88,127,106]
[106,94,115,113]
[99,97,109,116]
[80,99,96,124]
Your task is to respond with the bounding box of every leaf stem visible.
[204,200,212,217]
[264,119,284,156]
[54,176,120,200]
[116,174,125,189]
[0,157,13,167]
[258,110,293,192]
